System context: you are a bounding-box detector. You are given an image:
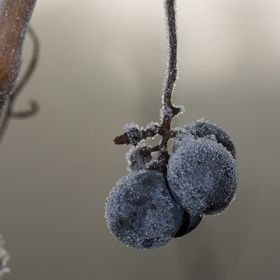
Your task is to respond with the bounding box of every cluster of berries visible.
[105,120,238,249]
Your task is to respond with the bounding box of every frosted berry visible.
[184,120,236,158]
[105,170,184,249]
[167,134,238,216]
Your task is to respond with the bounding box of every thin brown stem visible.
[114,0,182,165]
[162,0,179,116]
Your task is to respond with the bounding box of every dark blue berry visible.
[167,134,238,216]
[185,120,236,158]
[105,170,184,249]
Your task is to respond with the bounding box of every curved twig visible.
[9,25,39,118]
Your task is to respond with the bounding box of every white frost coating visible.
[125,144,152,172]
[159,107,165,122]
[124,123,143,145]
[161,0,179,117]
[159,105,175,123]
[0,235,10,278]
[184,120,236,158]
[124,123,140,131]
[173,126,187,135]
[145,147,167,170]
[146,122,160,132]
[179,105,185,114]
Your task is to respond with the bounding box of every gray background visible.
[1,0,280,279]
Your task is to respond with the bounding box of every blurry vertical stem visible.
[0,0,37,141]
[0,0,37,94]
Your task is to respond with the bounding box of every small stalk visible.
[114,0,182,152]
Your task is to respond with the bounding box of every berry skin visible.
[184,120,236,158]
[167,134,238,216]
[105,170,184,249]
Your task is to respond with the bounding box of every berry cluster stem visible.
[114,0,181,150]
[163,0,179,117]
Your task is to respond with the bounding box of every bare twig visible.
[114,0,182,149]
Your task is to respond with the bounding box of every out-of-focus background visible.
[1,0,280,279]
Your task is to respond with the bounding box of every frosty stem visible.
[114,0,181,149]
[163,0,178,109]
[159,0,180,148]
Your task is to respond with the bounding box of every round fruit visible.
[185,120,236,158]
[167,134,238,216]
[105,170,184,249]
